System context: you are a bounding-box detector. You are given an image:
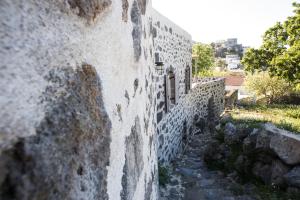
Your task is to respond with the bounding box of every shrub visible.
[158,164,170,187]
[244,71,291,104]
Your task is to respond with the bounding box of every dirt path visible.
[159,131,258,200]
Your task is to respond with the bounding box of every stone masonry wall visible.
[0,0,224,199]
[0,0,158,200]
[157,78,225,164]
[150,9,192,125]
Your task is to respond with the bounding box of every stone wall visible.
[151,9,192,124]
[0,0,157,200]
[0,0,225,199]
[157,78,225,164]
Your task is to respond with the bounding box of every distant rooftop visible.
[225,73,245,86]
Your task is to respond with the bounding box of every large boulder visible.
[252,159,289,186]
[268,124,300,165]
[255,127,273,150]
[255,124,300,165]
[284,166,300,188]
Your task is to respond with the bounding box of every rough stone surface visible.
[0,0,199,199]
[121,117,144,200]
[144,177,154,200]
[224,122,238,145]
[254,124,300,165]
[157,78,225,163]
[267,124,300,165]
[270,159,290,186]
[255,129,273,150]
[284,166,300,188]
[0,0,161,199]
[122,0,129,22]
[67,0,112,21]
[220,113,233,125]
[160,130,262,200]
[0,65,112,200]
[242,137,254,154]
[131,0,142,62]
[137,0,147,15]
[204,118,300,191]
[252,159,291,186]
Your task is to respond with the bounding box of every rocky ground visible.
[159,116,300,200]
[159,130,259,200]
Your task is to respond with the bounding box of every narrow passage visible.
[160,131,257,200]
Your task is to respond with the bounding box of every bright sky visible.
[152,0,296,48]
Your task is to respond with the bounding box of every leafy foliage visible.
[242,48,269,72]
[192,43,215,75]
[242,2,300,83]
[244,71,291,104]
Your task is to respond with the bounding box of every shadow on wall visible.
[207,96,216,128]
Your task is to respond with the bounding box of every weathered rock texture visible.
[0,0,215,199]
[121,117,144,200]
[0,0,160,199]
[151,10,223,164]
[67,0,112,21]
[157,78,225,163]
[284,166,300,188]
[151,9,192,118]
[0,64,112,200]
[204,120,300,194]
[267,125,300,165]
[122,0,129,22]
[131,0,143,62]
[253,124,300,165]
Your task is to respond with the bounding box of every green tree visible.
[242,48,269,73]
[242,2,300,83]
[274,41,300,82]
[192,43,215,76]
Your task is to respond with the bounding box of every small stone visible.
[220,113,232,124]
[224,122,239,145]
[215,124,221,131]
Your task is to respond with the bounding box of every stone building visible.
[0,0,224,200]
